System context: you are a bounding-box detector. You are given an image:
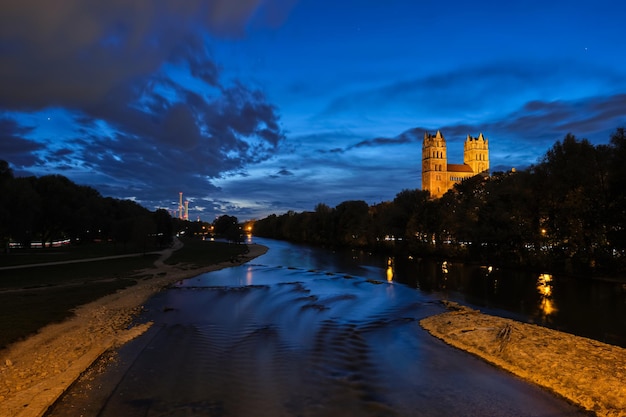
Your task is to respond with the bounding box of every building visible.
[422,130,489,198]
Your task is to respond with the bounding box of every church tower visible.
[422,130,448,198]
[463,133,489,175]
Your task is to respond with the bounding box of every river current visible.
[46,238,598,416]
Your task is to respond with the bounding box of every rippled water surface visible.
[47,239,589,416]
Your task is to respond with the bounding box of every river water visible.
[348,243,626,348]
[46,238,606,416]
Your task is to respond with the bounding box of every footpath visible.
[0,241,267,417]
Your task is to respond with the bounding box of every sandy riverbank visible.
[420,301,626,417]
[0,243,268,417]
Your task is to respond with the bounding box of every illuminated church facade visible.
[421,130,489,198]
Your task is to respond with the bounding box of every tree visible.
[335,200,370,246]
[0,160,13,182]
[533,134,610,269]
[0,160,14,249]
[153,209,173,247]
[607,128,626,253]
[214,215,242,243]
[5,177,41,248]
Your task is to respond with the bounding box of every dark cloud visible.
[269,168,294,178]
[482,94,626,146]
[46,148,75,165]
[0,0,290,213]
[59,73,284,207]
[0,0,289,210]
[0,0,295,110]
[319,62,626,122]
[415,94,626,170]
[160,104,203,150]
[351,127,423,149]
[0,118,43,167]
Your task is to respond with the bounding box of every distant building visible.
[422,130,489,198]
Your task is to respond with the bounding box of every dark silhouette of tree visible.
[335,200,369,246]
[214,214,243,243]
[311,203,334,244]
[532,135,611,270]
[5,177,41,248]
[0,160,13,182]
[0,161,173,252]
[153,209,174,247]
[607,128,626,255]
[253,128,626,276]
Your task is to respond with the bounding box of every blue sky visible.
[1,0,626,221]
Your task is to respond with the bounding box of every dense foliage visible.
[0,163,174,250]
[254,129,626,277]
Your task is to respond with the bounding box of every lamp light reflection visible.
[246,265,254,285]
[386,257,394,282]
[537,273,557,317]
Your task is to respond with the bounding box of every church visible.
[422,130,489,198]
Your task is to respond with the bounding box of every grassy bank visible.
[0,239,248,349]
[0,242,154,268]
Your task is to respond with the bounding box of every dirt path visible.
[0,242,268,417]
[0,252,162,271]
[420,301,626,417]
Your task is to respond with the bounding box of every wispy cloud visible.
[317,62,626,126]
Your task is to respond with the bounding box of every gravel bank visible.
[420,301,626,417]
[0,243,268,417]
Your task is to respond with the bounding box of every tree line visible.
[0,161,175,251]
[253,129,626,278]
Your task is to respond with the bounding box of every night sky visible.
[2,0,626,221]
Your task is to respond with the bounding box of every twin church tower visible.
[421,130,489,198]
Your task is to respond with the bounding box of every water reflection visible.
[46,251,590,417]
[246,264,253,285]
[537,273,557,319]
[388,251,625,347]
[251,238,624,347]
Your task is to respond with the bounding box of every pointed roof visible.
[424,130,446,143]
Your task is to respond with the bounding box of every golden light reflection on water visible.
[386,257,394,282]
[246,265,254,285]
[537,273,557,317]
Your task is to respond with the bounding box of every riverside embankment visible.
[421,301,626,417]
[0,242,268,417]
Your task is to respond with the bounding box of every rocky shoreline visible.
[420,301,626,417]
[0,243,268,417]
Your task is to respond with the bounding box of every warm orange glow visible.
[537,273,557,317]
[539,284,551,297]
[246,265,253,285]
[243,220,255,234]
[386,257,394,282]
[540,298,557,316]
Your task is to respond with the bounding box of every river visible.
[45,238,605,416]
[344,242,626,348]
